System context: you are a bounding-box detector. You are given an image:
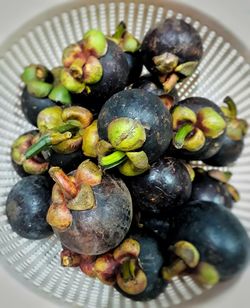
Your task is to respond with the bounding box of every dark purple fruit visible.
[190,169,237,209]
[46,161,132,255]
[98,89,172,163]
[169,97,226,160]
[204,97,248,166]
[6,175,53,239]
[124,51,143,85]
[115,228,166,301]
[141,18,203,92]
[84,40,129,102]
[21,87,56,126]
[165,201,249,284]
[127,157,192,214]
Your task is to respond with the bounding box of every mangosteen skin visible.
[98,89,172,163]
[6,175,53,240]
[21,87,56,126]
[190,171,233,209]
[141,18,203,76]
[127,157,192,214]
[84,40,129,103]
[56,173,132,255]
[125,51,143,85]
[169,201,249,280]
[137,212,171,241]
[204,136,244,166]
[116,229,166,301]
[169,97,226,160]
[45,148,86,173]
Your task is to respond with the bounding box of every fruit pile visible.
[6,18,249,302]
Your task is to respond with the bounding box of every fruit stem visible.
[99,151,127,169]
[173,123,194,149]
[223,96,237,118]
[112,21,127,40]
[49,166,77,199]
[25,132,72,159]
[120,259,137,281]
[56,120,82,133]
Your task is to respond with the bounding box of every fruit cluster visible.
[6,18,249,302]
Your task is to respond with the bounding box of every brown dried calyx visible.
[46,160,102,231]
[59,238,147,294]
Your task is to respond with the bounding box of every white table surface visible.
[0,0,249,307]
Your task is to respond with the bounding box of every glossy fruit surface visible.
[6,175,53,239]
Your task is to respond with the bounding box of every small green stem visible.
[56,120,82,133]
[112,21,127,40]
[25,132,72,159]
[99,151,127,169]
[173,123,194,149]
[223,96,237,118]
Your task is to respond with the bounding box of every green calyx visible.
[27,80,53,98]
[61,29,108,93]
[83,56,103,84]
[162,259,187,281]
[117,259,147,295]
[108,117,146,152]
[153,50,199,93]
[197,107,226,138]
[172,105,226,152]
[37,106,64,133]
[183,163,195,182]
[221,96,248,141]
[60,69,86,93]
[162,241,200,282]
[172,241,200,268]
[83,29,108,57]
[82,120,99,158]
[111,21,140,53]
[118,151,150,176]
[194,262,220,286]
[48,84,72,105]
[21,64,49,84]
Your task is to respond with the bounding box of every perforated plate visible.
[0,1,249,307]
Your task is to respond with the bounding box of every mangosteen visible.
[126,157,193,214]
[132,74,179,109]
[21,65,72,126]
[162,201,249,285]
[6,175,53,239]
[109,21,143,85]
[190,168,239,209]
[141,18,203,93]
[60,29,129,107]
[169,97,226,160]
[11,130,49,177]
[97,89,172,176]
[115,228,166,301]
[204,97,248,166]
[46,160,133,255]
